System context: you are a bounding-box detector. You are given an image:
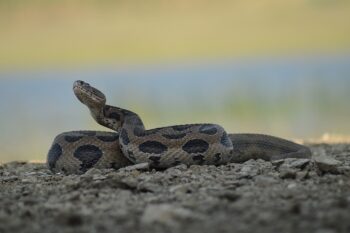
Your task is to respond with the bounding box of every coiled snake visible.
[47,80,311,174]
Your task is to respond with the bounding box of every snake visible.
[47,80,311,174]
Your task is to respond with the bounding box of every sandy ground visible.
[1,143,350,233]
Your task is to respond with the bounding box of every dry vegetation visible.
[0,0,349,69]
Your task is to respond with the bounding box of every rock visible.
[279,168,297,179]
[21,177,37,184]
[166,164,188,173]
[119,162,150,172]
[1,176,18,182]
[314,155,342,174]
[287,159,310,169]
[296,171,309,180]
[169,184,193,194]
[92,174,107,181]
[277,158,310,170]
[141,204,200,227]
[336,166,350,175]
[84,168,102,176]
[271,159,285,167]
[0,143,350,233]
[254,175,278,187]
[56,212,84,227]
[137,182,162,192]
[238,162,259,178]
[287,182,297,189]
[216,191,241,202]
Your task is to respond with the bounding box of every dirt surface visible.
[1,143,350,233]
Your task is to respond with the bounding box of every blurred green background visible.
[0,0,350,163]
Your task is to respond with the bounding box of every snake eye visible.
[73,80,85,88]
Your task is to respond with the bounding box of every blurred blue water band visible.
[0,54,349,162]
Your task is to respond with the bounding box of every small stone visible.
[1,176,18,182]
[120,177,138,189]
[138,182,162,192]
[141,204,200,227]
[84,168,102,176]
[238,163,259,178]
[296,171,309,180]
[271,159,285,167]
[119,162,150,172]
[278,158,310,170]
[288,202,301,214]
[216,191,241,202]
[57,212,84,227]
[169,184,192,194]
[21,177,36,184]
[288,159,310,169]
[337,166,350,175]
[314,155,342,174]
[254,175,278,187]
[287,182,297,189]
[92,174,107,181]
[279,168,297,179]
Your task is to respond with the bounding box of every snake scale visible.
[47,80,311,174]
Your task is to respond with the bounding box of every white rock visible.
[119,163,150,172]
[313,155,342,174]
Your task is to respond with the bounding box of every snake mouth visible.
[73,80,106,105]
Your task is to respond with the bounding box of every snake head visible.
[73,80,106,108]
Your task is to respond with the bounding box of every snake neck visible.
[91,104,145,133]
[120,109,145,132]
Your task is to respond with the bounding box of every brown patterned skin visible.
[47,80,311,174]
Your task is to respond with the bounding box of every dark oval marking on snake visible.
[73,145,102,172]
[162,133,187,140]
[220,132,232,148]
[120,129,130,145]
[64,135,83,143]
[139,141,168,154]
[108,112,121,121]
[47,143,62,170]
[172,125,192,131]
[182,139,209,154]
[199,124,218,135]
[97,134,118,142]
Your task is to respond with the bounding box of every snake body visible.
[47,80,311,174]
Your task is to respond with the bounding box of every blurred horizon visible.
[0,1,349,163]
[0,0,350,70]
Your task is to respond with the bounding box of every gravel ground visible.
[1,143,350,233]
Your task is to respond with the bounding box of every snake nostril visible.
[74,80,88,89]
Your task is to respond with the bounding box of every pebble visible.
[287,182,297,189]
[314,155,342,174]
[254,175,278,187]
[141,204,200,227]
[119,162,150,172]
[169,184,193,194]
[279,168,297,179]
[216,191,241,202]
[1,176,18,182]
[0,143,349,233]
[287,159,311,169]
